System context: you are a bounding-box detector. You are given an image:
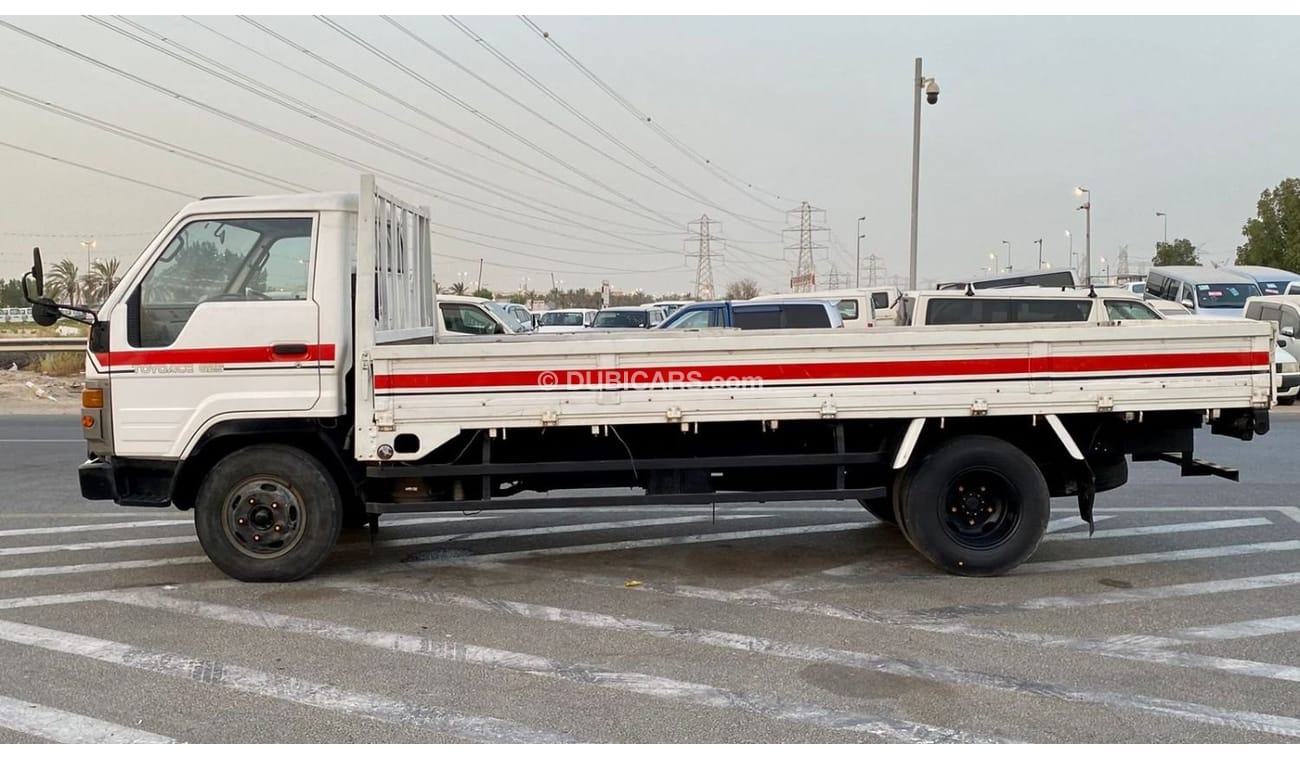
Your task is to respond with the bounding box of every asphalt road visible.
[0,413,1297,743]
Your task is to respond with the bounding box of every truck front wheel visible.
[901,435,1049,577]
[194,445,343,582]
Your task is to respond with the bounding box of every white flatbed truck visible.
[25,177,1275,582]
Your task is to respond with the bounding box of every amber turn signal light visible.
[82,388,104,409]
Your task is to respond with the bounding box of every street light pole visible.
[908,57,938,291]
[1001,240,1012,272]
[856,216,866,288]
[1034,238,1043,269]
[1065,230,1074,272]
[1155,211,1167,244]
[1075,186,1091,284]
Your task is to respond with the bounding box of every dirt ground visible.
[0,368,82,415]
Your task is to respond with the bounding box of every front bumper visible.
[79,456,177,507]
[1279,374,1300,398]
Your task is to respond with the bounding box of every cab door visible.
[103,215,323,457]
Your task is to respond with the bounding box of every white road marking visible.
[0,556,210,580]
[911,571,1300,618]
[0,515,766,559]
[323,579,1300,739]
[107,590,991,743]
[0,535,194,557]
[1044,515,1115,534]
[1169,614,1300,642]
[371,513,767,550]
[1021,540,1300,574]
[1043,517,1272,543]
[0,618,574,744]
[0,693,173,743]
[0,518,191,538]
[0,590,120,610]
[404,522,872,567]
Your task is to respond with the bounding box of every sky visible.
[1,14,1298,296]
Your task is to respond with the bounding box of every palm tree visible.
[46,259,81,305]
[82,258,121,305]
[450,281,467,295]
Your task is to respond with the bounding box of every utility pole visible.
[855,216,866,288]
[863,253,886,287]
[476,257,484,292]
[1117,244,1130,278]
[785,201,827,292]
[685,214,723,300]
[825,266,851,290]
[1034,238,1043,269]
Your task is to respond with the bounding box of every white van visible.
[897,287,1162,326]
[1144,267,1260,319]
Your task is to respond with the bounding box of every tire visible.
[891,465,917,544]
[194,444,343,582]
[901,435,1049,577]
[858,497,896,525]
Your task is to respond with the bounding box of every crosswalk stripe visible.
[0,556,209,580]
[1021,540,1300,573]
[0,518,191,539]
[405,522,873,567]
[0,535,194,558]
[322,579,1300,739]
[0,693,173,743]
[0,618,574,744]
[1043,517,1272,543]
[1169,614,1300,642]
[107,590,991,744]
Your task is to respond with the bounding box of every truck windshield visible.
[1196,283,1259,308]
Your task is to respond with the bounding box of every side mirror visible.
[1283,327,1295,338]
[1181,299,1194,310]
[31,298,61,327]
[31,247,44,296]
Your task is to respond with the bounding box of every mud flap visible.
[1076,459,1096,536]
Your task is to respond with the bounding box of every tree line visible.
[0,258,122,308]
[1152,177,1298,269]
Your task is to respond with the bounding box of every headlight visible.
[1282,362,1300,374]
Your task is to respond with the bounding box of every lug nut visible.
[273,524,283,533]
[248,498,256,505]
[969,519,976,526]
[272,502,280,510]
[236,518,247,526]
[957,485,965,493]
[252,534,261,542]
[979,485,987,492]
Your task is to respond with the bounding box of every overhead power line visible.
[439,15,789,234]
[0,139,192,198]
[315,15,685,231]
[519,15,794,216]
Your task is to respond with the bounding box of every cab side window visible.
[440,303,497,335]
[1281,307,1300,336]
[131,217,314,348]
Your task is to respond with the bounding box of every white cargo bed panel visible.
[355,320,1273,460]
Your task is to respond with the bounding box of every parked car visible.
[644,300,692,316]
[500,302,535,332]
[749,288,880,328]
[1219,265,1300,297]
[659,299,844,330]
[536,308,597,333]
[1123,281,1146,295]
[896,287,1162,326]
[1243,296,1300,404]
[1144,266,1260,318]
[936,268,1077,290]
[591,306,666,329]
[437,295,527,336]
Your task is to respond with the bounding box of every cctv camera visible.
[924,79,940,105]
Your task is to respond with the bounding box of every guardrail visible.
[0,337,87,353]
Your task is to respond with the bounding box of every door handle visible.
[271,343,310,358]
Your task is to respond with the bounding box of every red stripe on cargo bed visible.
[94,344,336,367]
[374,351,1269,390]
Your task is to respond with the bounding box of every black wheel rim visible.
[222,477,306,559]
[940,467,1021,550]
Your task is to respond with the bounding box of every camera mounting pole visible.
[908,58,939,291]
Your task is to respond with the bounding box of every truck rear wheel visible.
[858,497,896,525]
[194,445,342,582]
[901,435,1049,577]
